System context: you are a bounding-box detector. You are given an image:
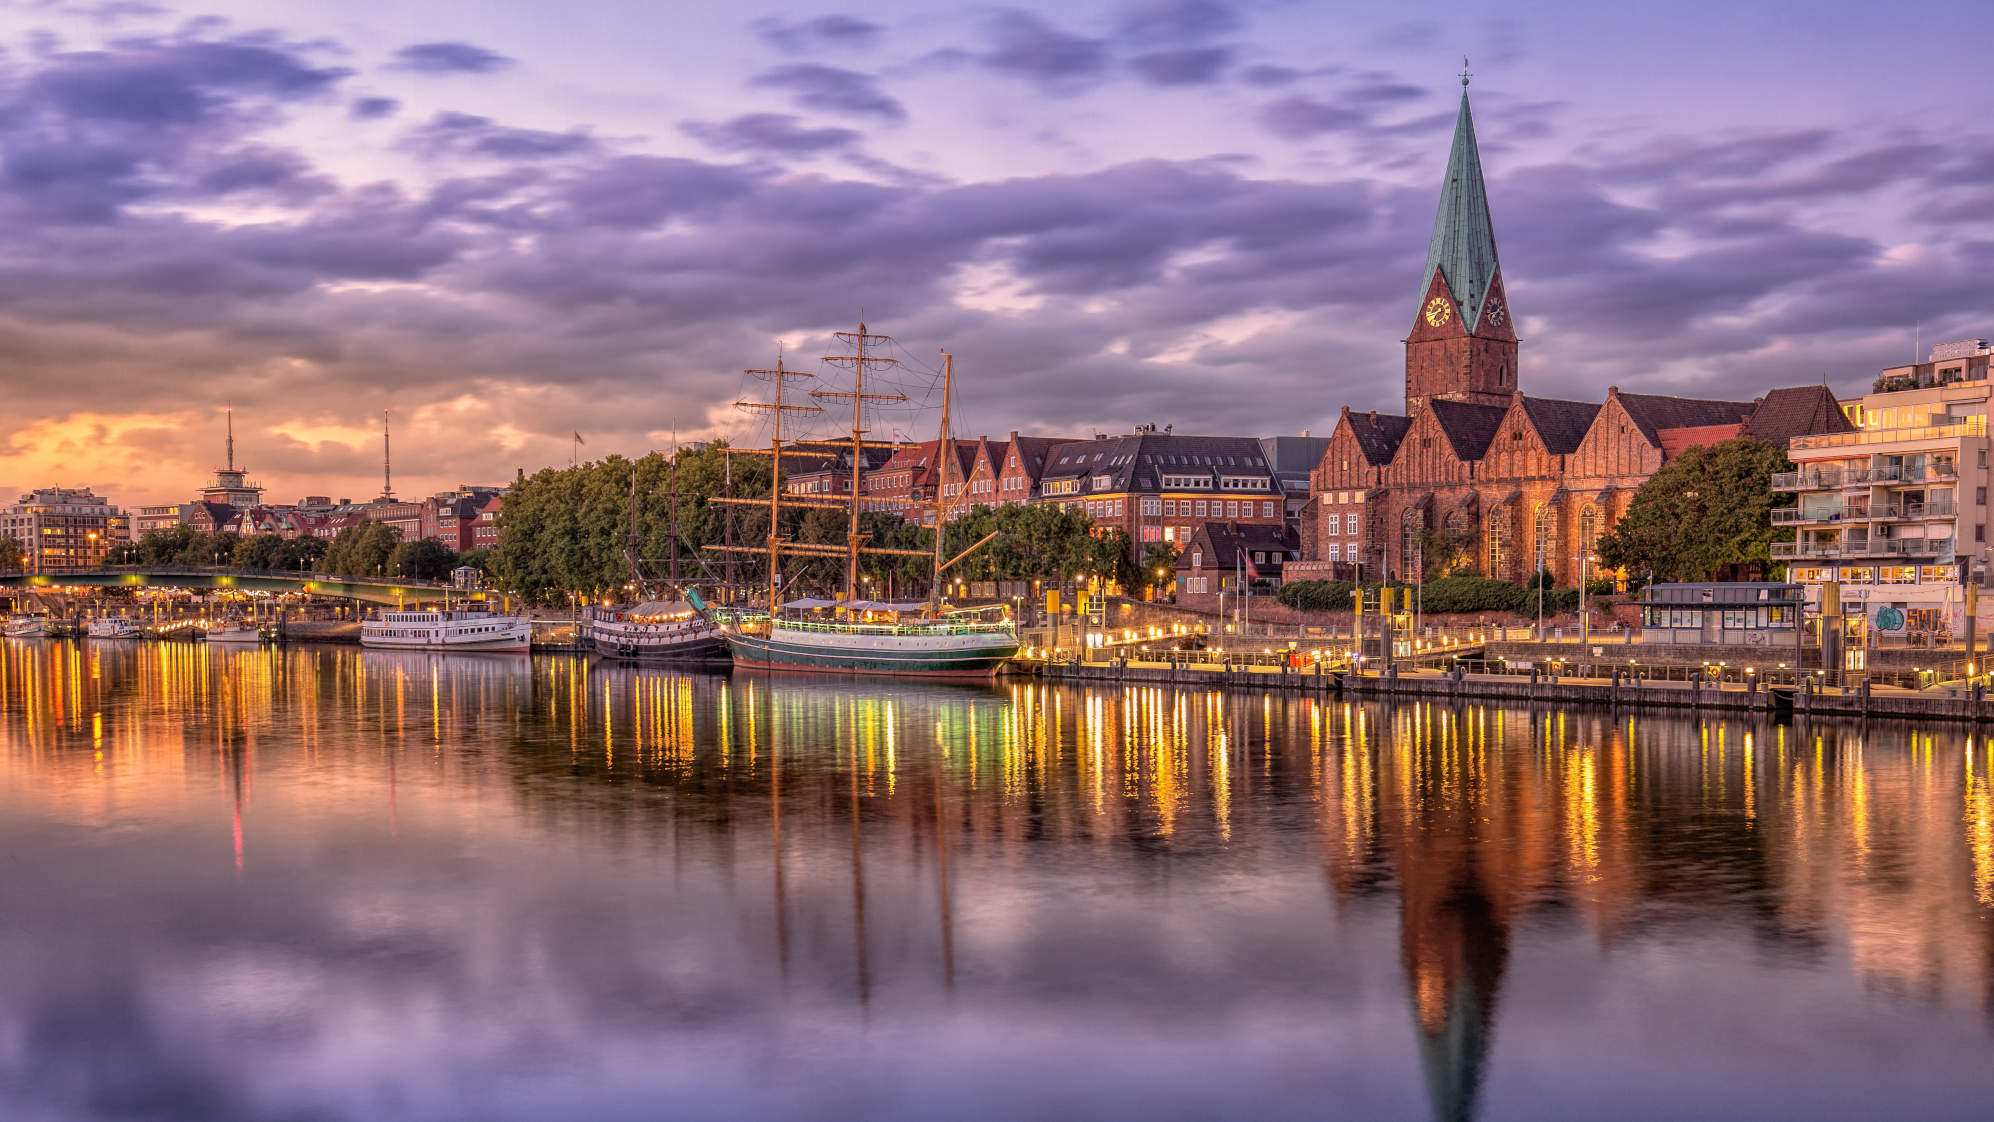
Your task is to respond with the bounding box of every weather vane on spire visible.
[1460,56,1472,88]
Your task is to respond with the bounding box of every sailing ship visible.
[582,447,732,665]
[585,600,730,664]
[694,324,1020,678]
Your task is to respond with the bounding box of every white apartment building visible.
[1774,339,1993,644]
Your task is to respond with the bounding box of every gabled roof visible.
[1740,385,1855,444]
[1420,90,1502,329]
[1656,423,1742,461]
[1341,409,1412,466]
[1426,399,1509,460]
[1515,396,1600,455]
[1175,520,1299,572]
[1008,435,1076,481]
[1612,391,1755,446]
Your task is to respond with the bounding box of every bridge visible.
[0,566,474,606]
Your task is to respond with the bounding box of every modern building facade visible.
[1774,339,1992,643]
[2,487,123,573]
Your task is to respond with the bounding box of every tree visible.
[386,537,459,581]
[323,522,400,578]
[0,536,23,572]
[1140,542,1179,596]
[1595,438,1794,582]
[1416,527,1477,578]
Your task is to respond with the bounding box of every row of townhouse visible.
[176,485,504,554]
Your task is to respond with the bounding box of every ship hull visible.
[721,629,1018,678]
[589,632,732,666]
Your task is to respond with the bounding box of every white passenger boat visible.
[3,611,50,638]
[360,608,531,653]
[205,618,263,645]
[86,617,142,640]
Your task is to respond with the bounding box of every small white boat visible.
[205,619,263,645]
[86,617,142,640]
[4,612,50,639]
[361,608,530,653]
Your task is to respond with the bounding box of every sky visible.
[0,0,1989,507]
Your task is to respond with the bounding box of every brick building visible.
[1172,521,1299,612]
[1302,81,1852,586]
[1038,426,1284,552]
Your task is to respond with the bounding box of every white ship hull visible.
[86,619,141,640]
[4,618,48,639]
[205,624,263,645]
[361,610,531,653]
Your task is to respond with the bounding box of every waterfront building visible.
[1637,582,1804,648]
[1259,434,1332,523]
[200,411,265,509]
[863,439,941,519]
[1171,521,1299,611]
[133,503,190,536]
[1300,80,1853,587]
[420,486,505,551]
[1,487,122,573]
[1036,425,1284,549]
[1774,339,1992,643]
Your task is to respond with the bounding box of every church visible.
[1299,79,1852,587]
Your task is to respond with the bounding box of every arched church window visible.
[1579,505,1598,556]
[1486,505,1509,577]
[1534,502,1557,582]
[1401,508,1426,580]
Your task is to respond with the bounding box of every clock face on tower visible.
[1485,297,1506,326]
[1423,297,1452,328]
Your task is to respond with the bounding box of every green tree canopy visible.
[1595,438,1794,582]
[387,537,460,580]
[323,522,400,578]
[0,536,23,572]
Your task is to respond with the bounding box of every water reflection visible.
[2,641,1992,1121]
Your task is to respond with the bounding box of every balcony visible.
[1884,538,1955,557]
[1790,419,1985,451]
[1772,469,1842,490]
[1873,499,1957,520]
[1770,541,1851,560]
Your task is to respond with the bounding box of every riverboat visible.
[360,609,530,653]
[205,618,263,645]
[3,612,50,638]
[696,326,1018,679]
[586,601,730,665]
[86,617,142,640]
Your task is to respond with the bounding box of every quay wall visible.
[1035,659,1994,724]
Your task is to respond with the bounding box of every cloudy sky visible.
[0,0,1988,507]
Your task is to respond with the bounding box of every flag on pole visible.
[573,431,585,446]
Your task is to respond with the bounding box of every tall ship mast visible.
[691,323,1019,677]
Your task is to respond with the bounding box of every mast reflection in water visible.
[2,642,1993,1121]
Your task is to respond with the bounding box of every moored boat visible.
[360,608,530,653]
[205,618,263,645]
[86,617,141,640]
[4,611,50,639]
[586,601,730,665]
[694,327,1018,679]
[697,595,1017,677]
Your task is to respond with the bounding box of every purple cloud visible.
[1129,47,1234,86]
[389,41,514,75]
[978,10,1111,94]
[753,14,883,54]
[750,63,905,123]
[680,113,861,155]
[349,96,399,120]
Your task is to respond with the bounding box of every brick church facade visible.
[1300,81,1853,587]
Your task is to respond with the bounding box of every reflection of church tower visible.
[1400,849,1509,1122]
[1405,70,1518,416]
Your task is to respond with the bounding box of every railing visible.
[1791,420,1984,450]
[1884,538,1955,557]
[1876,500,1957,519]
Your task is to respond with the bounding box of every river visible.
[2,641,1992,1121]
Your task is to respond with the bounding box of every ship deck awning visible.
[782,597,842,610]
[839,599,930,613]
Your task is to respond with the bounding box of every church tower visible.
[1405,73,1517,415]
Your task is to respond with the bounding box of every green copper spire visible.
[1418,79,1502,331]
